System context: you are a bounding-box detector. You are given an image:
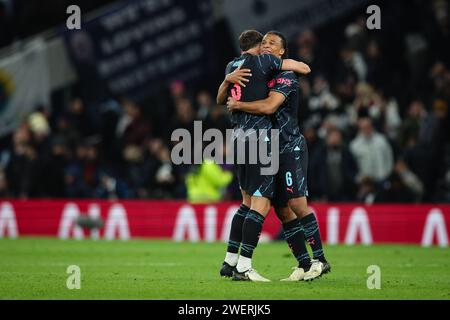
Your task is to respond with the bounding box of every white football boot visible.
[232,268,271,282]
[303,259,324,281]
[280,267,308,281]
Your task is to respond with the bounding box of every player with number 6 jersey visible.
[216,30,313,282]
[226,31,331,281]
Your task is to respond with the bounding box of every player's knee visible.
[251,198,271,216]
[275,207,296,224]
[288,198,309,218]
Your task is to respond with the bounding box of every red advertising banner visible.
[0,200,449,247]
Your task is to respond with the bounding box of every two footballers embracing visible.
[216,30,331,282]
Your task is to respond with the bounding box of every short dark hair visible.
[266,30,288,58]
[239,30,263,51]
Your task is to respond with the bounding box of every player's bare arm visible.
[216,65,252,104]
[216,81,229,105]
[281,59,311,74]
[227,91,286,115]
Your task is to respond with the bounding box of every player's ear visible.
[280,48,285,57]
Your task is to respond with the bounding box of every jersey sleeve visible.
[225,61,233,75]
[270,72,298,98]
[257,54,283,75]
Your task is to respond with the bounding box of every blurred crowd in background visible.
[0,0,450,203]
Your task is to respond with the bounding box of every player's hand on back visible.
[225,65,252,87]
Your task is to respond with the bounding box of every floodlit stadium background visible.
[0,0,449,245]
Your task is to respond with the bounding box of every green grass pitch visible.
[0,237,449,299]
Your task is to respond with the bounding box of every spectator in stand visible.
[196,90,214,121]
[28,109,51,159]
[349,84,401,142]
[365,39,388,92]
[334,70,357,107]
[0,168,10,197]
[298,79,312,122]
[419,99,448,150]
[168,97,196,143]
[4,123,39,198]
[398,99,426,149]
[310,128,358,202]
[145,138,178,199]
[122,138,175,199]
[402,134,433,202]
[64,140,89,198]
[295,30,318,75]
[399,100,447,201]
[349,84,378,127]
[54,113,81,150]
[122,143,146,198]
[415,99,449,200]
[378,91,402,141]
[336,45,367,83]
[195,90,231,133]
[39,136,71,197]
[344,16,369,53]
[350,116,394,183]
[308,75,340,120]
[303,122,322,157]
[356,176,377,205]
[393,158,424,202]
[64,137,102,198]
[116,98,151,147]
[204,105,230,134]
[94,170,131,200]
[376,171,417,203]
[154,80,194,136]
[65,97,95,139]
